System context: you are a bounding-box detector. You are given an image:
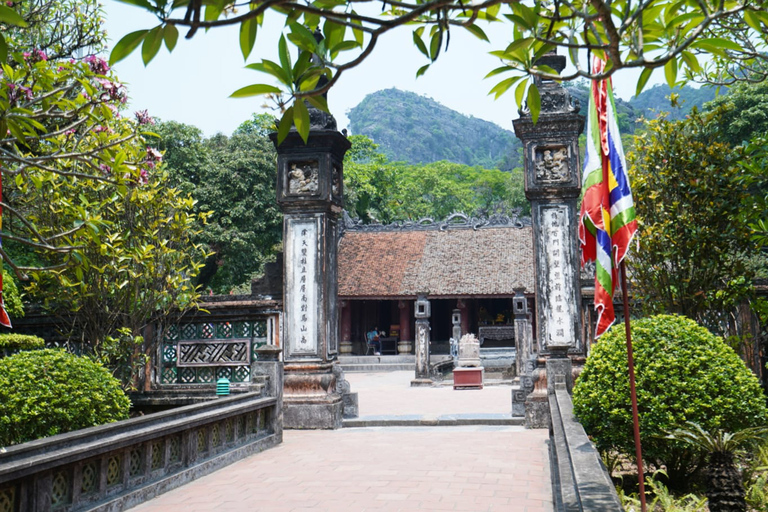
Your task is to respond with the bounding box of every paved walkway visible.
[130,372,553,512]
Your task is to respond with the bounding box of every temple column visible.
[397,300,413,354]
[512,52,585,428]
[457,299,470,337]
[411,294,432,386]
[271,105,352,429]
[339,300,352,355]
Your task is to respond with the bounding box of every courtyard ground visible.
[129,371,553,512]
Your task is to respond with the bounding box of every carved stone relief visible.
[534,146,569,183]
[287,161,319,195]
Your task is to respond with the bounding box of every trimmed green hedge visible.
[0,349,130,447]
[573,314,768,484]
[0,333,45,351]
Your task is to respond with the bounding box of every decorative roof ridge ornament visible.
[340,208,532,233]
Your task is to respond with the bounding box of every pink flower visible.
[99,163,111,175]
[139,168,149,185]
[145,147,162,162]
[134,109,154,125]
[84,55,109,75]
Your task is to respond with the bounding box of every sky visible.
[103,1,663,137]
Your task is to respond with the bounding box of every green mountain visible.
[347,88,522,171]
[347,85,719,169]
[629,83,718,121]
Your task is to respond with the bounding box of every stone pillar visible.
[457,299,470,336]
[339,300,352,355]
[398,300,413,354]
[271,104,351,429]
[411,294,432,386]
[451,309,462,345]
[513,288,532,377]
[512,52,585,428]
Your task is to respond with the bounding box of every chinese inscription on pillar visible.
[288,218,318,354]
[542,206,575,346]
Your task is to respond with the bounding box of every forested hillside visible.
[347,88,523,170]
[348,85,720,168]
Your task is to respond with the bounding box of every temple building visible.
[337,212,536,358]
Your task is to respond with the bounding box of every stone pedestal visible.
[271,107,352,429]
[453,367,484,389]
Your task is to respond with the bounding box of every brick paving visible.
[130,371,553,512]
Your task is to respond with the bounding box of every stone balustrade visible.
[548,377,622,511]
[0,371,282,512]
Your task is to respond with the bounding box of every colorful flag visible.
[579,56,637,337]
[0,167,12,328]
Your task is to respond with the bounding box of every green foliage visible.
[0,349,130,446]
[572,315,768,485]
[704,81,768,147]
[620,473,708,512]
[627,108,758,325]
[0,333,43,351]
[154,122,282,293]
[2,269,23,319]
[347,89,522,170]
[343,135,527,223]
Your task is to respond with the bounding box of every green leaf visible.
[109,30,149,65]
[293,98,310,142]
[0,34,6,64]
[489,76,522,99]
[288,23,318,53]
[230,84,283,98]
[743,10,763,31]
[636,67,653,97]
[329,40,358,57]
[163,24,179,52]
[306,94,328,112]
[416,64,430,77]
[277,106,294,144]
[528,83,541,124]
[0,6,28,27]
[412,30,429,58]
[692,37,744,54]
[204,3,222,22]
[464,24,489,42]
[514,79,528,110]
[278,34,292,77]
[141,26,164,65]
[240,18,258,60]
[664,57,678,87]
[484,65,514,79]
[680,51,700,74]
[429,31,440,61]
[323,19,345,49]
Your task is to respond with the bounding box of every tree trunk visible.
[706,451,746,512]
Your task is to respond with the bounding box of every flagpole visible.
[620,259,646,511]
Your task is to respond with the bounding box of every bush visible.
[0,333,45,352]
[573,314,768,485]
[0,349,130,447]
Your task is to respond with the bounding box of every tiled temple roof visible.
[338,226,534,298]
